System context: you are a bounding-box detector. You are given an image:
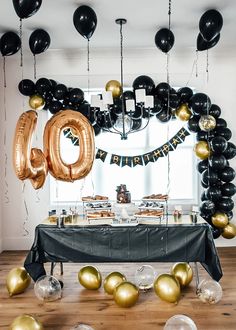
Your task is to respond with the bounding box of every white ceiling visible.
[0,0,236,52]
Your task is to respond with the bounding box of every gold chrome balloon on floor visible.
[113,281,139,308]
[175,104,192,121]
[171,263,193,288]
[194,141,210,160]
[154,274,181,303]
[78,265,102,290]
[6,267,31,297]
[221,223,236,239]
[212,212,229,228]
[105,80,122,98]
[104,271,126,295]
[9,314,44,330]
[29,94,45,110]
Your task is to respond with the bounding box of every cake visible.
[116,184,131,203]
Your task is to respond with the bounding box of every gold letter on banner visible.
[12,110,48,189]
[43,110,95,182]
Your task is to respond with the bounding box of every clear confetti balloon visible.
[34,275,62,302]
[70,325,94,330]
[134,265,156,290]
[197,279,223,304]
[164,315,198,330]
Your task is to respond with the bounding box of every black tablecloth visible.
[24,223,223,282]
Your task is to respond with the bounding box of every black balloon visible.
[0,31,21,56]
[29,29,51,55]
[154,82,171,100]
[190,93,211,115]
[156,107,172,123]
[151,96,162,114]
[197,159,209,174]
[154,28,175,53]
[196,130,214,141]
[214,127,232,141]
[210,136,228,154]
[217,197,234,213]
[226,211,233,220]
[201,180,209,189]
[209,104,221,118]
[12,0,42,19]
[73,5,97,40]
[18,79,35,96]
[122,90,134,101]
[36,78,52,95]
[112,98,123,115]
[53,84,67,100]
[132,75,155,95]
[68,88,84,104]
[132,119,142,130]
[202,169,218,186]
[93,123,101,136]
[48,100,63,114]
[205,186,222,202]
[215,118,227,129]
[221,183,236,197]
[211,227,222,239]
[169,93,180,109]
[197,33,220,51]
[223,142,236,160]
[201,191,208,202]
[209,155,227,171]
[177,87,193,103]
[199,9,223,42]
[187,115,200,133]
[218,166,235,183]
[200,200,215,216]
[49,79,57,89]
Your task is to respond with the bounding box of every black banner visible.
[110,154,121,166]
[96,149,108,162]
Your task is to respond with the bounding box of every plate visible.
[142,198,168,202]
[87,216,115,220]
[135,214,164,219]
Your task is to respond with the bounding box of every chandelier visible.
[91,19,154,140]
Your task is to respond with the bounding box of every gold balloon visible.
[29,94,45,110]
[199,115,216,132]
[105,80,122,98]
[13,110,48,189]
[10,314,44,330]
[175,104,192,121]
[113,281,139,308]
[44,110,95,182]
[154,274,181,303]
[6,267,31,297]
[171,263,193,288]
[212,212,229,229]
[222,223,236,239]
[194,140,210,160]
[78,265,102,290]
[104,272,126,295]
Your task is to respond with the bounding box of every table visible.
[24,223,222,282]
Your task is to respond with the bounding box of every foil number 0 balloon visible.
[13,110,48,189]
[43,110,95,182]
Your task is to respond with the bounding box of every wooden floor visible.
[0,248,236,330]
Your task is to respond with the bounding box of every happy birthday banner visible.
[95,127,190,167]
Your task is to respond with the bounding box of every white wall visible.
[0,46,235,250]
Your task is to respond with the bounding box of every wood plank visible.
[0,248,235,329]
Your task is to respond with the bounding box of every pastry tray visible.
[135,214,164,219]
[142,198,168,202]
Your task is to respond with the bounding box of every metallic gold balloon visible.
[154,274,181,303]
[10,314,44,330]
[171,263,193,288]
[212,212,229,229]
[78,266,102,290]
[113,281,139,308]
[13,110,48,189]
[221,223,236,239]
[6,267,31,297]
[44,110,95,182]
[29,94,45,110]
[194,141,210,160]
[105,80,122,98]
[199,115,216,132]
[104,272,126,295]
[175,104,192,121]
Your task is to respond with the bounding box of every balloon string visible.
[3,57,6,88]
[36,190,40,203]
[168,0,172,30]
[166,52,171,223]
[3,66,9,204]
[196,50,199,78]
[206,50,209,83]
[34,55,37,81]
[22,182,29,236]
[185,50,199,86]
[19,18,23,67]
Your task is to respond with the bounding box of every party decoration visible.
[78,265,102,290]
[134,265,156,290]
[164,315,197,330]
[34,275,61,301]
[12,0,42,19]
[199,115,216,131]
[154,82,171,100]
[175,104,192,121]
[36,78,52,95]
[197,33,220,51]
[154,274,181,303]
[218,166,235,183]
[13,110,48,189]
[29,94,45,110]
[171,263,193,288]
[18,79,35,96]
[53,83,67,100]
[105,80,122,99]
[0,31,21,56]
[178,87,193,103]
[202,169,218,186]
[73,5,97,40]
[9,314,44,330]
[6,267,31,296]
[205,186,222,202]
[197,159,208,173]
[154,28,175,53]
[200,200,215,217]
[43,110,95,181]
[29,29,51,55]
[215,127,232,141]
[68,88,84,104]
[197,278,223,304]
[132,75,155,95]
[188,116,200,133]
[223,142,236,159]
[221,182,236,197]
[209,155,227,171]
[210,136,228,154]
[104,272,126,295]
[113,281,139,308]
[190,93,211,116]
[221,223,236,239]
[212,212,228,228]
[217,197,234,213]
[199,9,223,42]
[194,141,210,160]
